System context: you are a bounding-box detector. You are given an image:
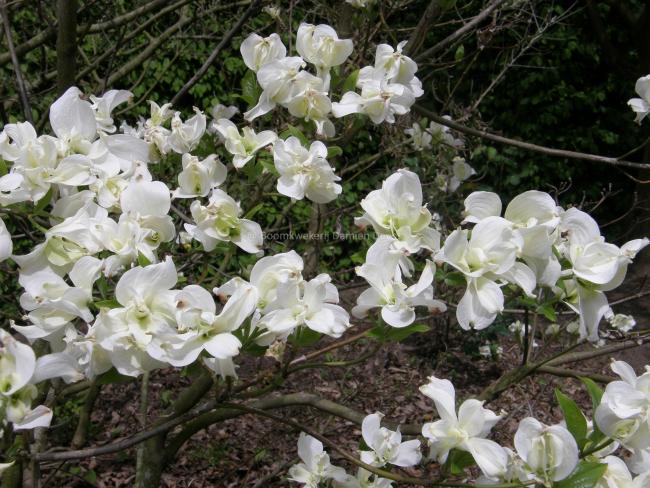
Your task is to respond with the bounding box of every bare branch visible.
[414,105,650,170]
[170,0,261,104]
[415,0,506,62]
[56,0,77,94]
[0,0,33,123]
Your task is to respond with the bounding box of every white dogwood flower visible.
[355,169,440,254]
[257,274,349,340]
[90,89,132,134]
[332,78,415,124]
[168,108,206,154]
[213,119,277,168]
[0,218,12,261]
[273,137,341,203]
[628,74,650,124]
[436,216,535,330]
[185,189,263,253]
[360,412,421,467]
[595,360,650,451]
[173,153,227,199]
[240,32,286,72]
[353,236,446,327]
[93,257,179,376]
[420,376,506,479]
[289,432,348,487]
[514,417,579,484]
[0,329,36,397]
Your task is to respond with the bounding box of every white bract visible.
[628,74,650,124]
[289,432,348,487]
[173,153,227,198]
[213,119,277,168]
[360,412,421,467]
[93,258,179,376]
[353,236,446,327]
[514,417,579,484]
[273,137,341,203]
[185,189,263,253]
[435,216,535,330]
[240,32,286,72]
[595,360,650,452]
[356,169,440,254]
[257,273,350,340]
[420,376,506,479]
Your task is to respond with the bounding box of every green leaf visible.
[96,368,134,385]
[454,44,465,62]
[368,323,430,342]
[137,252,152,267]
[0,158,7,176]
[34,187,53,212]
[537,302,557,322]
[580,377,604,410]
[290,327,321,348]
[280,124,309,146]
[444,271,466,287]
[341,69,359,93]
[241,70,260,107]
[554,461,607,488]
[94,298,121,310]
[555,389,588,448]
[327,145,343,158]
[443,449,475,476]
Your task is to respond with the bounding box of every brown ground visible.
[43,273,649,487]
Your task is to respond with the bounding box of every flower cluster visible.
[290,364,650,487]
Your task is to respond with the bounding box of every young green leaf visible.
[555,389,588,448]
[554,461,607,488]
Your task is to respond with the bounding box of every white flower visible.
[0,121,58,204]
[436,217,536,330]
[333,469,393,488]
[240,32,286,72]
[284,80,334,137]
[0,329,36,397]
[93,257,179,376]
[448,157,476,192]
[219,250,304,315]
[149,281,257,369]
[185,189,263,253]
[628,74,650,124]
[213,119,277,168]
[608,313,636,333]
[360,412,421,467]
[355,169,440,254]
[14,256,101,341]
[168,108,206,154]
[373,41,418,87]
[353,236,446,328]
[404,122,432,150]
[426,117,463,148]
[273,137,341,203]
[49,86,98,155]
[288,432,348,487]
[514,417,579,483]
[90,89,132,133]
[332,78,415,124]
[173,153,227,199]
[0,218,12,261]
[595,360,650,451]
[244,56,309,120]
[296,23,353,75]
[257,274,350,340]
[210,103,238,121]
[420,376,506,479]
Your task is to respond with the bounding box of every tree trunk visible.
[56,0,77,94]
